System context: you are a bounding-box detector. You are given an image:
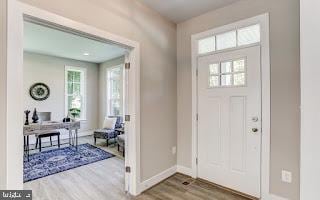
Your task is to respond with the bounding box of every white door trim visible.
[6,0,141,195]
[191,13,271,199]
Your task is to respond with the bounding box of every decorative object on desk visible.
[63,117,71,122]
[24,110,31,125]
[32,108,39,123]
[23,143,114,182]
[69,108,81,118]
[29,82,50,101]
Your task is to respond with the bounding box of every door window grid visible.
[208,58,246,88]
[198,24,260,54]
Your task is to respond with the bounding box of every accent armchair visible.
[94,116,123,146]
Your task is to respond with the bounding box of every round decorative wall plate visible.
[29,83,50,101]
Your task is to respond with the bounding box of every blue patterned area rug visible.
[24,143,114,182]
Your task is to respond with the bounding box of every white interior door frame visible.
[5,0,141,195]
[191,13,271,199]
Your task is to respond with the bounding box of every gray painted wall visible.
[19,0,178,181]
[23,52,99,140]
[0,0,7,189]
[177,0,300,199]
[98,56,125,128]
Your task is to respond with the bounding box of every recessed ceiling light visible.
[83,52,90,56]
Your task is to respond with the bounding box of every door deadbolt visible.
[252,128,259,132]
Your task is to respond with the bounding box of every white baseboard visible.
[138,165,177,193]
[78,129,94,137]
[176,165,193,177]
[264,194,288,200]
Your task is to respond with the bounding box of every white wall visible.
[98,56,125,127]
[300,0,320,199]
[177,0,300,199]
[23,52,99,143]
[0,0,7,189]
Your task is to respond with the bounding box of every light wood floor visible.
[24,136,251,200]
[24,135,126,200]
[136,173,251,200]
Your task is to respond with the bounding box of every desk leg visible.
[24,136,26,152]
[75,129,78,150]
[69,129,72,146]
[27,135,29,162]
[24,136,26,161]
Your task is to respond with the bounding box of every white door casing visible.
[197,46,261,197]
[124,55,130,192]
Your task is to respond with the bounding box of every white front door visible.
[197,46,261,198]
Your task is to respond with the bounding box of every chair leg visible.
[123,148,125,157]
[58,135,60,148]
[117,144,119,151]
[39,138,42,152]
[106,139,109,147]
[94,137,96,145]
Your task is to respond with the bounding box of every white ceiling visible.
[24,22,127,63]
[140,0,242,23]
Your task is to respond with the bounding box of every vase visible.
[32,108,39,123]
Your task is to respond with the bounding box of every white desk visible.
[23,121,81,161]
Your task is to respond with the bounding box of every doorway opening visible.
[6,1,140,197]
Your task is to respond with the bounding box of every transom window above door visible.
[208,58,246,88]
[198,24,260,54]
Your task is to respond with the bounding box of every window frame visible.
[216,30,237,51]
[106,64,124,117]
[65,66,87,120]
[208,57,247,88]
[198,24,261,55]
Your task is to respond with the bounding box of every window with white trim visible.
[209,58,246,88]
[107,66,123,116]
[198,24,261,54]
[65,66,86,119]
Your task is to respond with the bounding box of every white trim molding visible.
[138,166,177,193]
[5,0,24,189]
[191,13,271,199]
[176,165,193,177]
[6,1,141,195]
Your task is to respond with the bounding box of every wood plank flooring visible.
[24,135,251,200]
[24,135,127,200]
[136,173,251,200]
